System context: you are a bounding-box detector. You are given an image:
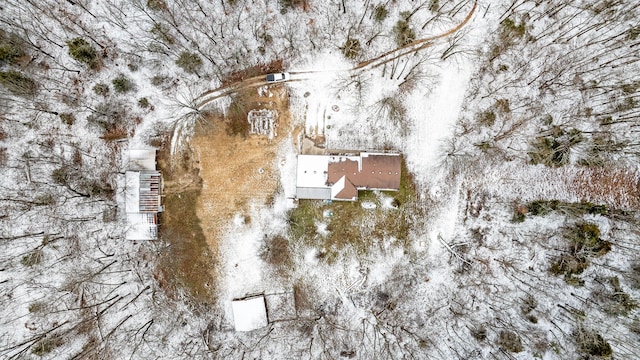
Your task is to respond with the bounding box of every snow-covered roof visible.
[231,295,268,332]
[125,171,140,213]
[125,213,158,241]
[296,155,329,188]
[128,149,156,171]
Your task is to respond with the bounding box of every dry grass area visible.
[192,85,294,252]
[155,82,295,304]
[155,138,215,304]
[483,163,640,211]
[572,167,640,209]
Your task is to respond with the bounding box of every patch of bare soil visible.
[221,60,283,87]
[192,85,294,252]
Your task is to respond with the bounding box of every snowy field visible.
[1,0,639,359]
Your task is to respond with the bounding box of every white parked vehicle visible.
[265,72,290,82]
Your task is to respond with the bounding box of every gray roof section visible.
[296,187,331,200]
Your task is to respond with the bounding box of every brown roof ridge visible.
[335,176,358,200]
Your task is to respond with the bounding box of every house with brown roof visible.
[296,152,401,201]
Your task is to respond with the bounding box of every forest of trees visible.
[0,0,638,359]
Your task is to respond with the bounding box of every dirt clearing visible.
[192,85,294,252]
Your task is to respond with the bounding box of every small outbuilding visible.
[231,295,268,332]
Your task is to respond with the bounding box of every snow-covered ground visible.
[1,0,639,358]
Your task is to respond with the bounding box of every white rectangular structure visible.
[232,295,268,332]
[123,149,163,240]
